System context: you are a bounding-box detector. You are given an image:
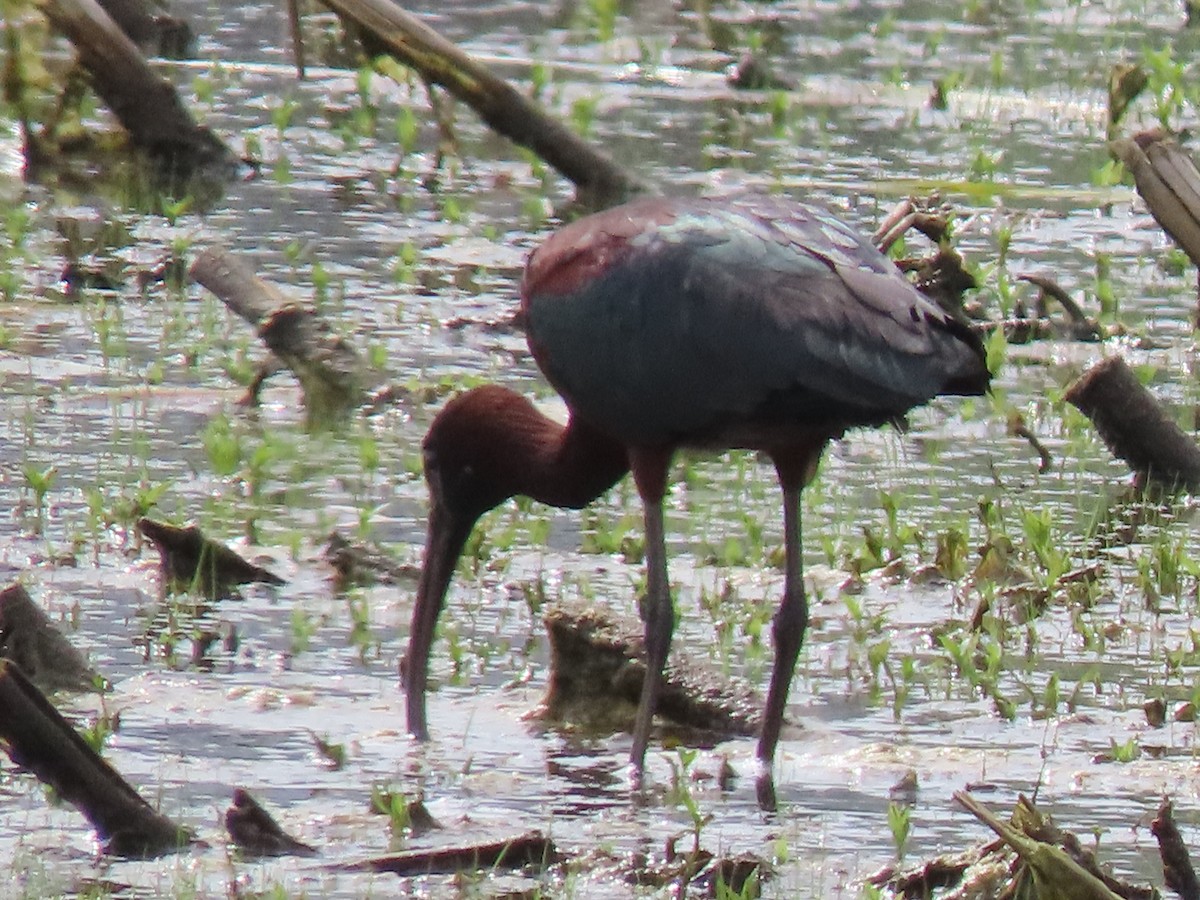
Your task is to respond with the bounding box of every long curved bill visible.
[402,498,475,741]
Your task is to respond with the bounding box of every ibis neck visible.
[519,413,629,510]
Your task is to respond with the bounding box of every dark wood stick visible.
[1064,355,1200,491]
[0,659,193,857]
[344,831,558,876]
[316,0,649,208]
[37,0,234,174]
[1017,274,1096,333]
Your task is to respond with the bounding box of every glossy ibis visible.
[404,194,990,809]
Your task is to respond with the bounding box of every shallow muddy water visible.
[4,0,1200,896]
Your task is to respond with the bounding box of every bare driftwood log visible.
[190,246,372,425]
[37,0,236,175]
[346,831,558,876]
[225,788,318,858]
[1152,797,1200,900]
[1064,355,1200,491]
[137,517,285,601]
[540,603,762,737]
[315,0,649,208]
[0,582,102,692]
[0,659,194,856]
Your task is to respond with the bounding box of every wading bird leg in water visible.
[755,450,821,811]
[627,446,675,783]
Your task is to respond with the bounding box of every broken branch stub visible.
[0,582,103,692]
[540,603,762,737]
[1064,355,1200,492]
[137,517,285,601]
[1111,129,1200,269]
[190,246,371,425]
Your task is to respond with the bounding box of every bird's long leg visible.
[627,446,675,783]
[757,450,820,811]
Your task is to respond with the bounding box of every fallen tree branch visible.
[0,659,194,857]
[1018,273,1103,340]
[35,0,236,176]
[1111,129,1200,269]
[1111,129,1200,324]
[315,0,649,208]
[190,246,375,425]
[344,830,558,876]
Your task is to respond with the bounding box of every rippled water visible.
[4,0,1200,896]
